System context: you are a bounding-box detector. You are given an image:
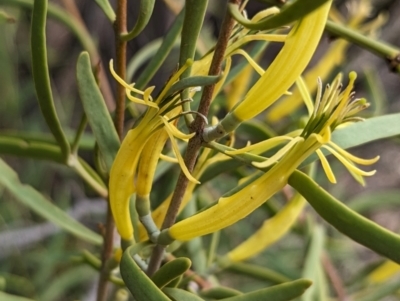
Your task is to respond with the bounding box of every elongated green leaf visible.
[127,9,184,87]
[163,288,204,301]
[229,0,330,30]
[31,0,70,161]
[39,266,95,301]
[355,277,400,301]
[288,170,400,264]
[225,261,291,284]
[0,159,102,245]
[120,0,155,41]
[94,0,115,22]
[221,279,312,301]
[348,190,400,213]
[200,287,242,299]
[0,136,63,163]
[151,258,191,289]
[120,245,171,301]
[165,75,221,99]
[76,52,120,172]
[301,226,325,301]
[0,291,35,301]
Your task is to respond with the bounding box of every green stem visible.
[0,136,64,163]
[31,0,71,161]
[225,261,292,284]
[71,114,88,155]
[178,0,209,126]
[69,157,108,198]
[325,20,400,73]
[288,170,400,264]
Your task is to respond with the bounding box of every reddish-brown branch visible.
[96,0,127,299]
[147,0,241,276]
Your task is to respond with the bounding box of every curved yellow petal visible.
[323,145,377,177]
[160,117,200,184]
[328,141,380,165]
[227,193,306,262]
[230,49,264,76]
[136,129,169,196]
[316,149,336,183]
[225,136,293,155]
[161,116,195,140]
[126,87,159,109]
[159,153,179,163]
[233,1,332,121]
[252,137,303,168]
[109,123,155,240]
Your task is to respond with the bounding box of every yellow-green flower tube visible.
[226,193,306,262]
[233,1,331,121]
[160,136,320,242]
[109,117,159,241]
[203,1,332,142]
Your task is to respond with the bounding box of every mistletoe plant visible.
[1,0,400,300]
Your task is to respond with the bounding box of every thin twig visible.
[147,0,241,276]
[96,0,127,299]
[322,252,348,301]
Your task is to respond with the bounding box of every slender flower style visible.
[203,0,332,142]
[157,72,379,243]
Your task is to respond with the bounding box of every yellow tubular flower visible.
[267,1,373,122]
[232,1,332,121]
[226,193,306,262]
[164,138,312,241]
[157,72,378,243]
[138,147,213,241]
[109,60,200,242]
[203,1,332,142]
[109,120,158,241]
[367,261,400,284]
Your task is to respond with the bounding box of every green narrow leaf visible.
[0,136,64,163]
[151,258,192,289]
[220,279,312,301]
[0,159,102,245]
[0,291,35,301]
[228,0,330,31]
[130,9,184,88]
[200,287,243,299]
[178,0,208,123]
[348,190,400,213]
[288,170,400,264]
[94,0,115,22]
[30,0,70,161]
[165,75,221,99]
[354,277,400,301]
[120,245,171,301]
[39,266,95,301]
[225,261,291,284]
[120,0,156,41]
[301,226,325,301]
[162,288,204,301]
[76,51,120,172]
